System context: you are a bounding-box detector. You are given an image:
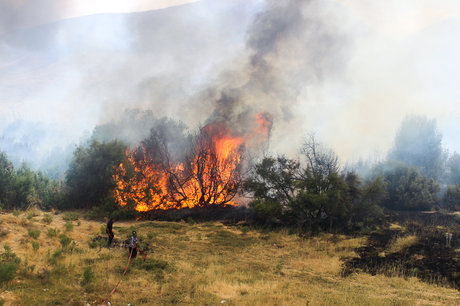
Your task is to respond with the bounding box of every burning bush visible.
[113,123,244,212]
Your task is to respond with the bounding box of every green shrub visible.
[22,258,35,274]
[47,228,59,237]
[26,210,36,220]
[64,221,73,232]
[62,212,79,221]
[12,209,21,217]
[147,232,155,242]
[135,258,170,281]
[47,249,64,266]
[81,267,94,285]
[88,237,107,249]
[31,241,39,252]
[0,245,21,285]
[42,213,53,224]
[187,217,195,225]
[0,298,5,306]
[0,262,18,285]
[59,234,71,248]
[27,229,40,239]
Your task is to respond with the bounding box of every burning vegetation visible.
[113,113,272,212]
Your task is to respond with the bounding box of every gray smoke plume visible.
[1,0,460,174]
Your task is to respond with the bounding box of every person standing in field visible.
[106,218,115,247]
[129,231,138,259]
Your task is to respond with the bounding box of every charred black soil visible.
[342,212,460,290]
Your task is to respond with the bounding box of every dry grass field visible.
[0,210,459,305]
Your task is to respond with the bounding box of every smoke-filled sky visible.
[1,0,460,171]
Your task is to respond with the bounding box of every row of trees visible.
[0,152,62,210]
[0,114,459,228]
[243,134,446,232]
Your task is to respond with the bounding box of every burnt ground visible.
[342,212,460,290]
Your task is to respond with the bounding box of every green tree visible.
[443,184,460,211]
[446,153,460,184]
[243,156,300,225]
[379,163,440,211]
[0,152,14,209]
[388,115,444,180]
[65,140,126,209]
[10,164,34,210]
[292,135,345,231]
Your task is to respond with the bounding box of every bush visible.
[81,267,94,285]
[377,163,440,211]
[0,245,21,285]
[186,217,195,225]
[27,229,40,239]
[47,249,64,266]
[59,234,71,248]
[47,228,58,237]
[62,212,79,221]
[443,184,460,211]
[88,237,106,249]
[26,210,36,220]
[31,241,40,252]
[12,209,21,217]
[135,258,170,281]
[65,140,126,209]
[64,221,73,232]
[42,213,53,224]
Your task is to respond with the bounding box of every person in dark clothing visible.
[106,218,115,247]
[129,231,138,258]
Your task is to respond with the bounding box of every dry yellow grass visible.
[387,235,419,254]
[0,210,458,305]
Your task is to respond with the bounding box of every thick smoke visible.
[1,0,460,174]
[198,0,347,152]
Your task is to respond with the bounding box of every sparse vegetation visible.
[62,212,79,221]
[26,210,36,220]
[64,221,73,232]
[31,240,40,252]
[27,228,40,239]
[0,245,20,285]
[0,211,458,305]
[59,234,71,248]
[81,267,94,286]
[46,227,58,237]
[387,235,418,254]
[41,213,53,224]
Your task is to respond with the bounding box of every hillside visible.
[0,210,458,305]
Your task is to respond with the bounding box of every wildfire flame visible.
[113,112,272,212]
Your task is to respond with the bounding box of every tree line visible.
[0,113,459,231]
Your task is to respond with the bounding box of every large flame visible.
[113,112,271,212]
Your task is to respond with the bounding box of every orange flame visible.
[113,124,243,212]
[113,113,272,212]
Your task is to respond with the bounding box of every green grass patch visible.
[207,230,256,248]
[134,258,172,281]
